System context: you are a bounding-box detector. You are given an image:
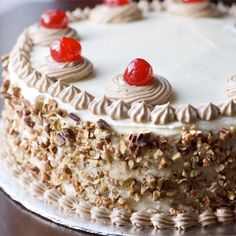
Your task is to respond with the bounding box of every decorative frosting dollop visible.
[138,0,151,12]
[58,85,81,103]
[11,165,24,178]
[107,100,130,120]
[25,70,41,88]
[225,75,236,99]
[128,101,152,123]
[58,195,78,214]
[11,50,32,79]
[151,0,164,11]
[111,208,131,226]
[20,173,37,187]
[76,201,92,216]
[29,25,77,46]
[167,0,223,18]
[198,102,220,121]
[71,91,94,110]
[175,212,198,230]
[30,182,47,199]
[14,30,33,54]
[35,75,54,93]
[91,206,111,222]
[38,56,93,83]
[130,210,152,227]
[89,2,142,24]
[176,104,198,124]
[151,103,176,124]
[216,207,235,223]
[199,209,217,227]
[220,100,236,116]
[48,80,67,97]
[43,188,63,205]
[66,7,91,22]
[88,96,111,115]
[138,0,163,12]
[229,4,236,16]
[17,63,33,79]
[105,74,172,106]
[151,213,175,229]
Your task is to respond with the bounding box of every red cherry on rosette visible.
[182,0,206,3]
[123,58,154,86]
[105,0,130,7]
[50,37,82,63]
[40,9,68,29]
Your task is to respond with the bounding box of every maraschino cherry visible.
[182,0,205,3]
[40,9,68,29]
[105,0,130,7]
[123,58,154,86]
[50,37,82,63]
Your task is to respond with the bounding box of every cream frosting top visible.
[89,2,142,24]
[30,12,236,107]
[7,6,236,130]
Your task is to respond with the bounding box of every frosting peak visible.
[58,85,81,103]
[107,100,130,120]
[151,103,176,124]
[88,96,111,115]
[71,91,94,110]
[89,2,142,24]
[220,99,236,116]
[128,101,152,123]
[176,104,198,123]
[48,80,67,97]
[35,75,54,93]
[25,70,41,88]
[105,74,172,106]
[198,102,220,121]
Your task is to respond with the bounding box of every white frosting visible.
[30,13,236,107]
[7,11,236,135]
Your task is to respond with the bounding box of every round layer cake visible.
[2,0,236,231]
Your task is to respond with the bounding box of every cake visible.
[2,0,236,231]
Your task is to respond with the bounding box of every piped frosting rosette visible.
[29,9,77,46]
[38,55,93,83]
[105,74,171,106]
[37,37,93,83]
[105,58,172,106]
[167,0,223,18]
[89,1,142,24]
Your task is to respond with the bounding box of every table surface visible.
[1,1,236,235]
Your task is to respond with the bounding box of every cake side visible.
[2,74,236,229]
[2,0,236,231]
